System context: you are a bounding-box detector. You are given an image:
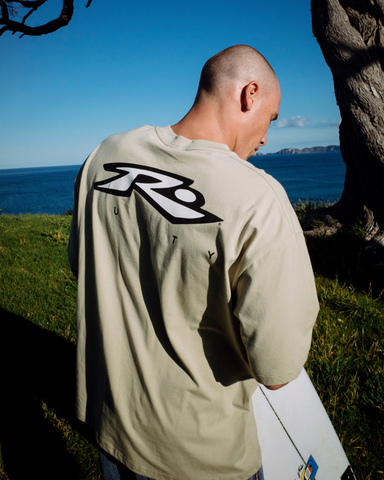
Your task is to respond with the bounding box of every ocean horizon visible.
[0,152,346,216]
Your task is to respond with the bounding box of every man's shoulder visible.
[100,125,155,148]
[218,160,301,236]
[218,157,292,211]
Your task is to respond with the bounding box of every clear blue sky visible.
[1,0,341,169]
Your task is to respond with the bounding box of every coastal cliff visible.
[256,145,341,156]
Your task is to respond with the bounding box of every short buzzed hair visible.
[196,45,278,100]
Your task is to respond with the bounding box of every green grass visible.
[0,214,99,480]
[306,277,383,478]
[0,213,383,480]
[293,197,338,221]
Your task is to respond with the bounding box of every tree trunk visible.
[307,0,384,244]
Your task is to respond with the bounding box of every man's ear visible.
[241,81,259,112]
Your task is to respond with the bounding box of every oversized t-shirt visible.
[68,125,319,480]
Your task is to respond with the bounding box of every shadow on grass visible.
[305,233,384,298]
[0,308,96,480]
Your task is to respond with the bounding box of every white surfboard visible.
[252,369,357,480]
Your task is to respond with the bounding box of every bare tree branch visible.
[0,0,92,37]
[15,1,48,7]
[22,6,38,24]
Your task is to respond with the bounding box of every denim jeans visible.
[99,448,264,480]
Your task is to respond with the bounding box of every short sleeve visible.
[234,231,319,386]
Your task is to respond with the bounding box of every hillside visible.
[256,145,341,156]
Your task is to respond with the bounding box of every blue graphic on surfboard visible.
[301,455,318,479]
[252,369,357,479]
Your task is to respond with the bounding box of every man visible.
[68,45,319,480]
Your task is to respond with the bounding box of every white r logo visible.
[94,163,223,225]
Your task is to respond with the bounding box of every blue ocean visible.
[250,152,345,204]
[0,153,345,215]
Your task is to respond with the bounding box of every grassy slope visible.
[0,215,99,480]
[0,214,383,480]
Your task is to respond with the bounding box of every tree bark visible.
[307,0,384,243]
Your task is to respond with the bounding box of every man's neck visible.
[171,102,237,150]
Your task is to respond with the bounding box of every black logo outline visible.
[94,163,223,225]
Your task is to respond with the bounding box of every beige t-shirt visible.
[68,125,319,480]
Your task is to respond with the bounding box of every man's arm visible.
[235,228,319,393]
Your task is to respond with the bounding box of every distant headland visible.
[256,145,340,156]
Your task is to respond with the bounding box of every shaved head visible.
[172,44,280,160]
[196,45,278,101]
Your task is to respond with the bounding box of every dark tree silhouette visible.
[0,0,93,37]
[305,0,384,245]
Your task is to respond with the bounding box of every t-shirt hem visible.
[96,434,261,480]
